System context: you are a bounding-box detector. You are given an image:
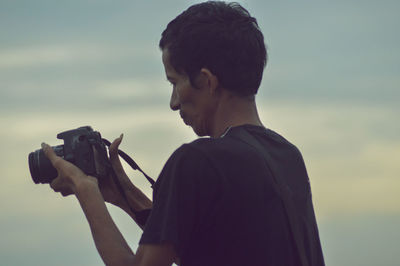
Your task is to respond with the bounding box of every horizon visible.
[1,1,399,265]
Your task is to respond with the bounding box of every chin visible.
[191,124,208,137]
[183,116,209,137]
[193,129,207,137]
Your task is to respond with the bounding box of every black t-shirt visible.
[140,125,324,266]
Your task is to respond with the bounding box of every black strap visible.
[231,128,310,266]
[101,138,154,227]
[102,138,155,186]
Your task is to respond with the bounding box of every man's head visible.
[161,1,267,136]
[160,1,267,97]
[163,49,220,136]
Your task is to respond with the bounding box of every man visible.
[42,1,325,265]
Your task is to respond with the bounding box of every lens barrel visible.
[28,145,64,184]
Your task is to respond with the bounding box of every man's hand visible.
[42,142,97,196]
[95,134,126,205]
[99,134,152,226]
[43,134,152,228]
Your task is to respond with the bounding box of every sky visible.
[0,0,399,265]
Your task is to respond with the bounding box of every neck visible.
[209,92,263,138]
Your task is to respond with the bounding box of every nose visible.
[170,88,180,111]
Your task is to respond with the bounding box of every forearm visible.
[76,178,135,266]
[111,177,153,229]
[125,183,152,211]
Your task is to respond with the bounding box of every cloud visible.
[259,101,400,219]
[0,46,74,68]
[95,78,169,101]
[0,43,159,69]
[2,70,400,266]
[2,99,399,219]
[0,45,103,69]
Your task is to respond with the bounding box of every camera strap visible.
[101,138,154,227]
[102,138,155,186]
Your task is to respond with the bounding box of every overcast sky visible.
[1,1,399,265]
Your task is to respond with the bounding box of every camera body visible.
[29,126,109,184]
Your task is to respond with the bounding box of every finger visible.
[61,189,74,197]
[51,176,74,196]
[41,142,63,166]
[109,134,129,179]
[50,176,63,192]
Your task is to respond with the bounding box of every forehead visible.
[161,49,171,68]
[162,49,183,79]
[162,49,173,71]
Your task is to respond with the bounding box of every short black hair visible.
[160,1,267,96]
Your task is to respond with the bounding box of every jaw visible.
[190,116,209,137]
[190,122,207,137]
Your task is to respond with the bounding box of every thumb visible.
[109,134,123,160]
[109,134,128,178]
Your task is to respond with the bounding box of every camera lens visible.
[28,145,64,184]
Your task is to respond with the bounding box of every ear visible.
[199,68,219,95]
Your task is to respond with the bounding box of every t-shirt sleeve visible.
[139,143,219,256]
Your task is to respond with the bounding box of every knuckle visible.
[109,147,117,156]
[52,158,63,169]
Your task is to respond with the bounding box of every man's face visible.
[162,49,216,136]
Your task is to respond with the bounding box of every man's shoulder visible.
[163,139,229,171]
[188,136,234,149]
[184,135,251,161]
[165,125,304,175]
[161,137,244,179]
[186,125,301,155]
[162,140,217,170]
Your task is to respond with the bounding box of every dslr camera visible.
[28,126,110,184]
[28,126,154,226]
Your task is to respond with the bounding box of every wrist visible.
[74,175,99,197]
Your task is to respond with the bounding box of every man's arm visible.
[75,177,135,265]
[42,143,177,266]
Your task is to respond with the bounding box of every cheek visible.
[176,85,193,105]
